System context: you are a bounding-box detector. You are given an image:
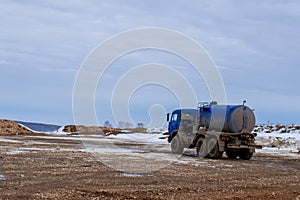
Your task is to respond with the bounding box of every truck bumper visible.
[227,144,262,149]
[227,144,263,152]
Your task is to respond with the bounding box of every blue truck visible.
[167,101,262,159]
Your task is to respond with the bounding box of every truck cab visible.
[167,109,198,143]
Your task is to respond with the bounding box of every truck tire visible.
[239,149,253,160]
[196,137,208,158]
[207,137,223,159]
[171,135,184,154]
[226,150,239,159]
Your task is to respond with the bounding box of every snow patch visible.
[6,150,25,155]
[0,138,22,143]
[107,133,168,145]
[147,127,167,133]
[49,126,68,135]
[256,147,300,158]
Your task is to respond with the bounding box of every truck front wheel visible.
[171,135,184,154]
[239,149,253,160]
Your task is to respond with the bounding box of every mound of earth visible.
[0,119,35,135]
[62,125,121,135]
[123,127,147,133]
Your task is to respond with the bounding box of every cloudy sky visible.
[0,0,299,126]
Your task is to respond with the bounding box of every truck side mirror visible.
[167,113,170,122]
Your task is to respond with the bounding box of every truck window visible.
[171,114,178,122]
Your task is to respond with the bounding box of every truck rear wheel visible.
[239,149,253,160]
[171,135,184,154]
[226,150,239,159]
[196,137,207,158]
[207,137,223,159]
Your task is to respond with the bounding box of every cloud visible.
[0,0,299,124]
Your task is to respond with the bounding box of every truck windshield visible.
[179,110,198,133]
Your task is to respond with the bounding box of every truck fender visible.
[168,131,178,143]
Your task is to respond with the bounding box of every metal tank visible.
[199,102,255,133]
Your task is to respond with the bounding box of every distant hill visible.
[16,121,61,132]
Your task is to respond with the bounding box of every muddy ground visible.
[0,134,299,200]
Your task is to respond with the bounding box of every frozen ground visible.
[0,130,299,199]
[254,125,300,157]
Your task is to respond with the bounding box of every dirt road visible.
[0,134,299,199]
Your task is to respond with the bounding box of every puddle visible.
[17,174,25,178]
[119,173,154,177]
[0,174,6,180]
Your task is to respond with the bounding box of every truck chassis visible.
[169,130,262,160]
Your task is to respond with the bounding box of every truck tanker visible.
[167,101,262,160]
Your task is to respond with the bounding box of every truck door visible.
[169,111,180,136]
